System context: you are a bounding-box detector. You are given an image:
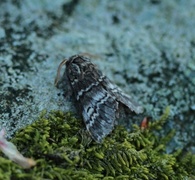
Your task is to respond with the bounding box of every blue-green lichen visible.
[0,107,195,179]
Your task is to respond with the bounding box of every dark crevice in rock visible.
[62,0,79,16]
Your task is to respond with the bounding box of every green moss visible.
[0,107,195,180]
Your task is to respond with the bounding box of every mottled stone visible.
[0,0,194,153]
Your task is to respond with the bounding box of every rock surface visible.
[0,0,194,153]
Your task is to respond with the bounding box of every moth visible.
[55,54,143,143]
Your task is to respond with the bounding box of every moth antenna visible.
[54,59,68,86]
[79,52,100,59]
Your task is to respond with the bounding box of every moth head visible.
[54,55,91,86]
[66,55,92,83]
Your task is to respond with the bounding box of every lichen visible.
[0,107,195,179]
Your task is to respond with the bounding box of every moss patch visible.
[0,107,195,180]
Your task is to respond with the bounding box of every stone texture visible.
[0,0,194,153]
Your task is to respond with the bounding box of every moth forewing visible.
[102,77,143,114]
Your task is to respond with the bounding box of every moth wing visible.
[80,85,118,143]
[102,78,143,114]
